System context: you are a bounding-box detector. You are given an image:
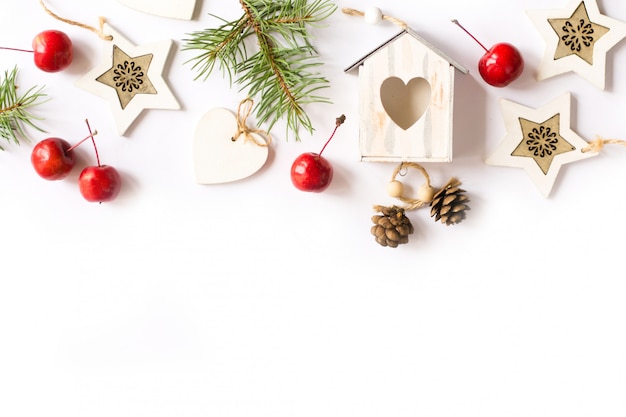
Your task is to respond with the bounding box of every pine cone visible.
[430,178,470,225]
[370,205,414,247]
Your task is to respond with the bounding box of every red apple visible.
[291,152,333,192]
[1,30,73,73]
[78,165,122,203]
[31,137,76,180]
[452,20,523,87]
[76,120,122,203]
[32,30,73,73]
[478,43,524,87]
[290,115,345,193]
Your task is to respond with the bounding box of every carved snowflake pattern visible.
[560,18,595,52]
[513,115,575,175]
[113,60,145,92]
[547,2,610,65]
[526,125,559,157]
[95,45,157,110]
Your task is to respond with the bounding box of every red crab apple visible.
[77,122,121,203]
[452,19,523,87]
[31,125,100,181]
[79,165,122,203]
[1,30,73,72]
[32,30,73,72]
[31,137,76,180]
[290,115,345,192]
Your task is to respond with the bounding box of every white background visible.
[2,1,625,416]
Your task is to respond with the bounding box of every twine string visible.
[390,162,432,211]
[232,98,272,147]
[582,136,626,153]
[39,0,113,41]
[342,7,409,30]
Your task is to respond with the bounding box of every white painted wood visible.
[116,0,197,20]
[75,23,180,136]
[193,108,269,184]
[527,0,626,90]
[355,31,457,163]
[485,93,597,197]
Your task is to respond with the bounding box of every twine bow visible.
[232,98,271,147]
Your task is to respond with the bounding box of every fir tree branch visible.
[183,0,336,141]
[0,67,47,150]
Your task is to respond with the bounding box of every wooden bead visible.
[364,7,383,25]
[387,180,404,198]
[417,184,436,203]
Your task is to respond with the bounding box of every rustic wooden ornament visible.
[75,23,180,136]
[193,102,270,184]
[343,8,468,163]
[115,0,197,20]
[371,161,470,247]
[527,0,626,89]
[486,93,598,197]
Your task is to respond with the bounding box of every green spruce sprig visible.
[0,67,47,150]
[183,0,336,141]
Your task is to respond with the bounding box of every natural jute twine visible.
[341,7,409,30]
[232,98,272,147]
[582,136,626,153]
[39,0,113,41]
[390,162,434,211]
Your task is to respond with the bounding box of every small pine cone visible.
[430,178,470,226]
[371,205,414,247]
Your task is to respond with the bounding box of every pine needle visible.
[183,0,336,141]
[0,67,47,150]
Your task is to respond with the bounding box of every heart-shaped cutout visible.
[116,0,196,20]
[380,76,432,130]
[194,108,269,184]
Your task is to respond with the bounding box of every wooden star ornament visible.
[485,93,597,197]
[76,23,180,135]
[527,0,626,89]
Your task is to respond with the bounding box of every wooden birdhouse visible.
[345,28,468,163]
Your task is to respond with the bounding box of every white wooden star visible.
[485,93,597,197]
[527,0,626,90]
[76,23,180,136]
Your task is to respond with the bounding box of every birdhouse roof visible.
[344,28,469,74]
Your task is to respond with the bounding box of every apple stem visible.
[66,130,99,153]
[84,119,101,167]
[451,19,488,52]
[0,46,34,54]
[318,114,346,157]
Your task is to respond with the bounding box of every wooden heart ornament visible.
[380,76,432,130]
[116,0,197,20]
[194,107,270,184]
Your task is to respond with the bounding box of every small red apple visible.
[32,30,73,72]
[290,115,345,193]
[31,137,76,180]
[1,29,73,73]
[78,165,122,203]
[291,152,334,192]
[478,43,524,88]
[452,20,523,87]
[77,120,122,203]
